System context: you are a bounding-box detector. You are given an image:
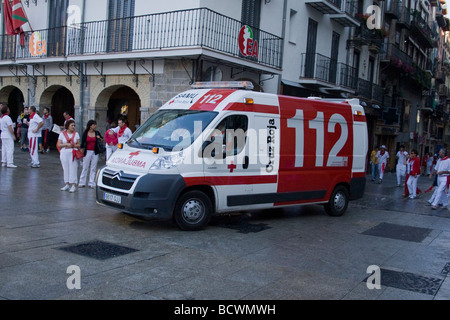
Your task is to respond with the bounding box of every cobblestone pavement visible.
[1,144,450,301]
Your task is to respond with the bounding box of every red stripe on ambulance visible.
[184,175,277,187]
[224,102,279,114]
[190,89,236,111]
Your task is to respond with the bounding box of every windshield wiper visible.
[129,138,143,148]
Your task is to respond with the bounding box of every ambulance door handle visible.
[243,156,249,169]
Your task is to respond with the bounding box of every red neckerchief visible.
[44,114,49,119]
[1,114,6,118]
[63,131,78,161]
[118,125,127,138]
[380,150,385,156]
[30,112,36,119]
[442,156,449,161]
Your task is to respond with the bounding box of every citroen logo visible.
[111,171,124,181]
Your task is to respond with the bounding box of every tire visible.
[173,191,212,231]
[325,185,349,217]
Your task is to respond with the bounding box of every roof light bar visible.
[191,81,254,90]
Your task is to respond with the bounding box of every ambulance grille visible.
[102,170,138,191]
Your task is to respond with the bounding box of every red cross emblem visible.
[129,151,140,158]
[228,162,237,173]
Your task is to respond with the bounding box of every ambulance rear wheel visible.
[174,191,212,231]
[325,186,349,217]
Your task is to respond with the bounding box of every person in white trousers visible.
[28,106,44,168]
[57,120,81,193]
[431,148,450,210]
[396,145,408,187]
[376,145,390,184]
[79,120,104,189]
[406,149,421,199]
[0,105,17,168]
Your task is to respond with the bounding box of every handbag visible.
[62,131,84,160]
[74,148,85,160]
[96,138,106,154]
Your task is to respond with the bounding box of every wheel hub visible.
[334,192,346,211]
[183,199,204,222]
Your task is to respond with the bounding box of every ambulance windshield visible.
[129,109,218,151]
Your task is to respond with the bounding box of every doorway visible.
[107,86,141,132]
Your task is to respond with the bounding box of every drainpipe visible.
[78,0,86,127]
[277,0,287,94]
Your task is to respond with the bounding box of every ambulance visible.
[96,81,368,230]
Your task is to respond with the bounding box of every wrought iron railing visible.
[342,0,357,17]
[339,63,357,89]
[0,8,283,69]
[327,0,342,9]
[301,53,333,83]
[372,84,384,103]
[358,78,372,99]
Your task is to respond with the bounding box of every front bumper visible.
[96,167,186,220]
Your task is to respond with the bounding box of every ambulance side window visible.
[212,115,248,157]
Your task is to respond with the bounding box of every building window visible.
[48,0,69,57]
[241,0,262,29]
[107,0,136,52]
[288,9,297,44]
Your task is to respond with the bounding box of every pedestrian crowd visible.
[1,103,133,193]
[370,144,450,210]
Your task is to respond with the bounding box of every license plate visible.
[103,192,122,204]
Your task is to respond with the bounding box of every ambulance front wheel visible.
[173,191,212,231]
[325,185,349,217]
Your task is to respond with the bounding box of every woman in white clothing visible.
[57,120,81,193]
[79,120,104,189]
[0,105,17,168]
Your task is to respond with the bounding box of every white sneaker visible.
[61,185,70,191]
[2,163,7,167]
[69,185,77,193]
[7,164,17,168]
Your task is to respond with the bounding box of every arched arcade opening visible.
[39,85,75,127]
[0,86,25,124]
[96,85,141,133]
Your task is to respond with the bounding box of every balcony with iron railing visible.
[305,0,342,14]
[0,8,283,69]
[385,0,402,19]
[350,19,386,51]
[306,0,359,27]
[380,43,432,89]
[300,53,358,92]
[410,12,438,48]
[339,62,357,89]
[330,0,359,27]
[397,6,412,27]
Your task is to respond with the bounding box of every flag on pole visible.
[11,0,28,30]
[3,0,15,35]
[3,0,27,47]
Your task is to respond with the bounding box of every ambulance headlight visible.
[150,151,185,170]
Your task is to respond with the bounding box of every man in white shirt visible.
[0,105,17,168]
[396,145,408,187]
[113,117,133,145]
[28,106,44,168]
[376,145,390,184]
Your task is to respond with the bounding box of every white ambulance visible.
[96,81,368,230]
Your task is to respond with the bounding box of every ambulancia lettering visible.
[110,157,147,168]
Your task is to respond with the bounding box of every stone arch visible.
[39,85,75,127]
[0,85,25,123]
[94,84,142,133]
